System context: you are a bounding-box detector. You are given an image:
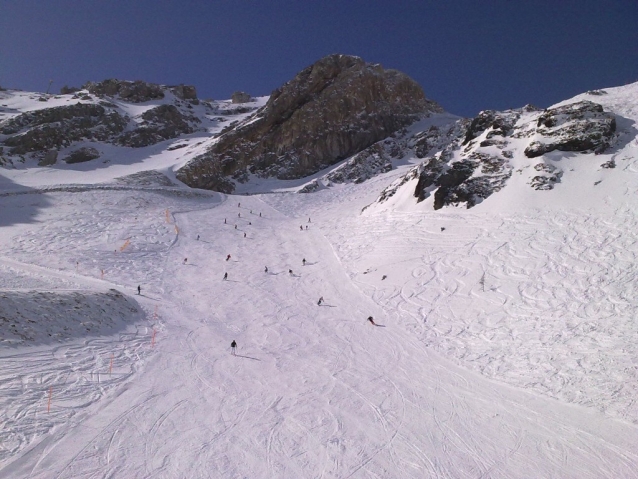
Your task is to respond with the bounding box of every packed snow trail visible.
[1,189,638,478]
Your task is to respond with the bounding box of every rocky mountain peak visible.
[176,54,443,192]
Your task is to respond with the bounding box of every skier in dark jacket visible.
[317,296,323,306]
[223,272,228,280]
[231,340,237,355]
[137,285,141,295]
[367,316,376,325]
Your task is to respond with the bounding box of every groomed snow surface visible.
[1,181,637,479]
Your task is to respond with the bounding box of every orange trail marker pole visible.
[109,353,114,376]
[47,386,52,413]
[151,328,156,347]
[119,238,131,252]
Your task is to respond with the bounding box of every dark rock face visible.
[412,150,511,209]
[1,104,127,154]
[60,85,80,95]
[524,101,616,158]
[322,142,394,185]
[84,79,164,103]
[64,147,100,164]
[170,84,197,100]
[376,98,620,210]
[118,105,197,147]
[463,110,520,146]
[376,109,518,209]
[231,91,252,104]
[176,54,442,192]
[308,120,466,191]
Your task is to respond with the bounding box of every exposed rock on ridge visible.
[374,98,620,210]
[523,101,616,157]
[176,54,442,192]
[83,79,198,103]
[0,81,206,161]
[1,104,127,155]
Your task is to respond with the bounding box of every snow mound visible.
[0,289,144,346]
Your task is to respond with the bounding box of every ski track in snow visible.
[327,208,638,423]
[0,187,637,478]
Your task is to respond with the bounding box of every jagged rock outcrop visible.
[170,84,197,101]
[373,97,620,210]
[0,81,206,158]
[0,103,127,154]
[524,101,616,157]
[118,104,198,147]
[82,79,197,103]
[176,54,442,192]
[84,79,164,103]
[307,120,464,190]
[231,91,252,104]
[60,85,80,95]
[376,110,517,209]
[321,142,394,186]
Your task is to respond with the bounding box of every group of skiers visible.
[137,205,380,358]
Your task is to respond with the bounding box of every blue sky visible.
[1,0,636,117]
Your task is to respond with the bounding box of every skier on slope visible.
[317,296,323,306]
[302,258,306,266]
[264,266,268,273]
[367,316,376,325]
[223,272,228,280]
[231,340,237,355]
[226,254,231,261]
[137,285,141,295]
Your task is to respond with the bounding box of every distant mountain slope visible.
[0,80,260,173]
[176,54,443,192]
[2,64,636,211]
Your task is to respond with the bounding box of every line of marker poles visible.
[46,321,158,412]
[51,210,170,413]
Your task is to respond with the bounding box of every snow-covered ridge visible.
[366,81,638,213]
[0,83,266,187]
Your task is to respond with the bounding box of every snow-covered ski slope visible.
[2,83,638,478]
